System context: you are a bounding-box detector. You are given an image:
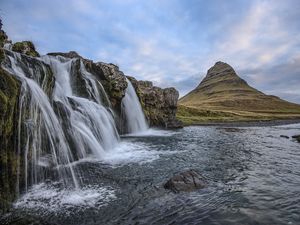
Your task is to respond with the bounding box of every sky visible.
[1,0,300,103]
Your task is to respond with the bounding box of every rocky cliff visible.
[128,76,182,128]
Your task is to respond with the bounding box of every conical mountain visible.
[177,62,300,124]
[179,61,300,112]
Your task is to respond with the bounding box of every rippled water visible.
[1,124,300,225]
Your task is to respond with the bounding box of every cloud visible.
[0,0,299,103]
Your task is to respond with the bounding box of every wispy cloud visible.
[1,0,299,102]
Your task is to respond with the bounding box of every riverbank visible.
[184,119,300,127]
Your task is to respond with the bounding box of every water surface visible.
[1,124,300,225]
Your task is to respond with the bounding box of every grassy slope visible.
[177,62,300,125]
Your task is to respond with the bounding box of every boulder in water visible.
[292,135,300,142]
[164,170,207,193]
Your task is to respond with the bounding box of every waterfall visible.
[2,51,120,192]
[1,48,152,198]
[4,52,79,190]
[121,78,148,134]
[42,55,119,152]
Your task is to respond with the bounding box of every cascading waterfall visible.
[1,49,150,199]
[41,55,119,153]
[2,51,121,193]
[4,52,79,190]
[121,78,148,134]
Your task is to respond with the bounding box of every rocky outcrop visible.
[127,76,183,128]
[12,41,40,57]
[0,30,10,48]
[164,170,207,193]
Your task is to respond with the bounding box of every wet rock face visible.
[128,76,183,128]
[0,68,21,212]
[164,170,207,193]
[0,50,55,212]
[94,62,127,109]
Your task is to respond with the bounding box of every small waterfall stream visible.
[2,51,147,195]
[121,78,149,134]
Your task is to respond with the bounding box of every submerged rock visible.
[280,135,289,139]
[164,170,207,193]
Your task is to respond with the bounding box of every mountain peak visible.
[197,61,245,90]
[205,61,237,80]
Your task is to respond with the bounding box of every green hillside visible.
[178,62,300,125]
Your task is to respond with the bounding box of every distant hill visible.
[177,61,300,125]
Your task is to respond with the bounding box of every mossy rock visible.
[0,68,21,212]
[12,41,40,57]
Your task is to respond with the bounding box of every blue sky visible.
[1,0,300,103]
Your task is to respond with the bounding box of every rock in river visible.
[292,135,300,143]
[280,135,289,139]
[164,170,207,193]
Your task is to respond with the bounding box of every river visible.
[1,124,300,225]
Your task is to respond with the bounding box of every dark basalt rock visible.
[292,135,300,142]
[164,170,207,193]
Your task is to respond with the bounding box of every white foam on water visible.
[122,128,178,137]
[101,141,160,166]
[14,183,116,214]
